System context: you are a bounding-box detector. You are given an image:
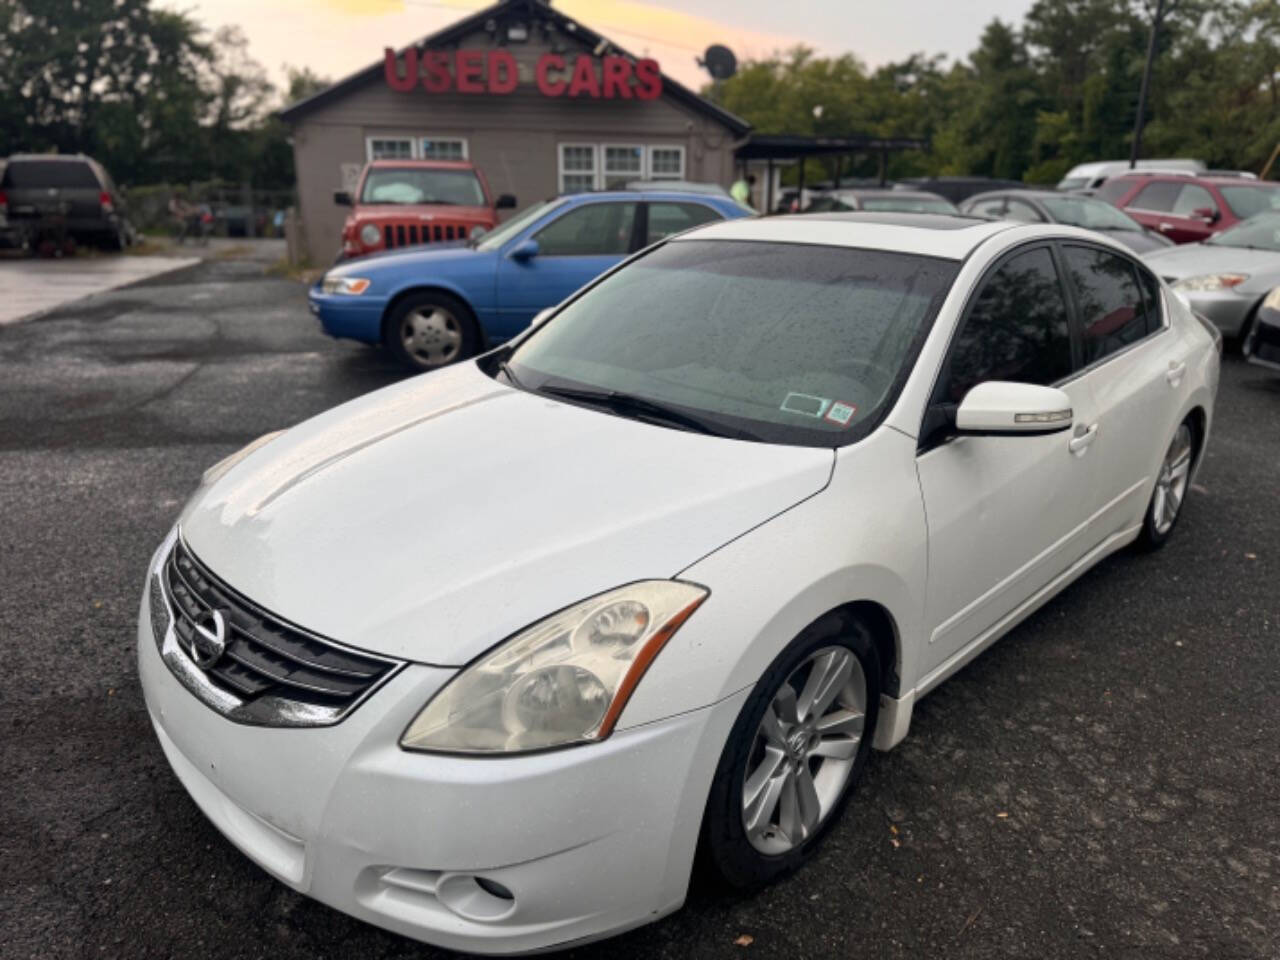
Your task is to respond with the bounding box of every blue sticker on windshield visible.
[781,392,831,418]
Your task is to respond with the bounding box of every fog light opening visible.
[435,872,518,922]
[475,876,514,901]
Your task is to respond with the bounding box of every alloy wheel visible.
[1152,423,1193,535]
[742,646,867,855]
[401,306,462,368]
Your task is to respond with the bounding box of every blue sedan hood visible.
[331,242,479,276]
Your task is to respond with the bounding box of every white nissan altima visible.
[139,212,1219,954]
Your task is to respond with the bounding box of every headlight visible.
[401,581,708,754]
[201,430,285,486]
[1262,287,1280,311]
[469,224,488,240]
[359,223,381,247]
[1173,273,1249,292]
[320,275,371,295]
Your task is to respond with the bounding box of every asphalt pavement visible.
[2,252,1277,959]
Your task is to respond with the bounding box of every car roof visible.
[367,158,474,170]
[561,190,740,206]
[965,189,1069,203]
[682,212,1016,259]
[6,153,94,164]
[1108,171,1275,186]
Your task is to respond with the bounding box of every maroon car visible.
[334,159,515,260]
[1095,172,1280,244]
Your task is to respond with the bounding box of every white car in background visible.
[138,212,1219,954]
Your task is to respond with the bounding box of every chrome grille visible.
[151,534,402,726]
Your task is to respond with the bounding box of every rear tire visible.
[701,611,881,890]
[383,291,479,372]
[1137,418,1196,550]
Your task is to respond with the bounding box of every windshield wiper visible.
[538,383,752,439]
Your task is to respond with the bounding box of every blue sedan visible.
[309,190,752,370]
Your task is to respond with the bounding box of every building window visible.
[367,137,414,161]
[421,137,467,161]
[365,136,469,162]
[559,144,598,193]
[648,146,685,180]
[602,145,644,189]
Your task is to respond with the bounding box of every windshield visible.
[1219,185,1280,219]
[1205,212,1280,251]
[474,199,562,251]
[507,240,960,447]
[360,167,486,206]
[2,160,99,189]
[1041,195,1141,230]
[861,196,957,214]
[1056,177,1091,191]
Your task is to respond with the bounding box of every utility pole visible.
[1130,0,1173,168]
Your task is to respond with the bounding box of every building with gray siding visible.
[279,0,751,263]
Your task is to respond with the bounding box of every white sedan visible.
[138,212,1219,954]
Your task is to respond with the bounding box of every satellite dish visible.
[701,44,737,81]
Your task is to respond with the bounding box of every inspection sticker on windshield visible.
[780,392,831,419]
[824,402,857,426]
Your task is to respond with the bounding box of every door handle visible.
[1166,360,1187,386]
[1069,423,1098,455]
[1158,222,1174,232]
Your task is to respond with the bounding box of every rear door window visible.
[2,160,100,189]
[1130,181,1180,212]
[1063,244,1151,363]
[645,202,722,244]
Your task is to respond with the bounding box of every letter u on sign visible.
[384,47,418,92]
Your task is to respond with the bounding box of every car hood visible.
[330,243,479,276]
[1143,243,1280,287]
[179,363,834,665]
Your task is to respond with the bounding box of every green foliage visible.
[0,0,321,189]
[712,0,1280,184]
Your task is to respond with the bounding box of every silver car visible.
[1144,212,1280,339]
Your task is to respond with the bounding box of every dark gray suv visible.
[0,154,133,252]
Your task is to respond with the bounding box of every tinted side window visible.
[2,160,100,189]
[1172,184,1216,216]
[945,247,1074,402]
[1132,181,1180,212]
[967,197,1006,218]
[1095,179,1132,204]
[1063,245,1149,363]
[645,202,721,244]
[1136,264,1163,334]
[1004,199,1044,222]
[533,202,637,256]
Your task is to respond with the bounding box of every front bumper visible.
[1247,306,1280,372]
[1175,288,1257,337]
[137,553,744,954]
[308,288,386,343]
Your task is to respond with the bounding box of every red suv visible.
[1096,172,1280,244]
[334,159,515,260]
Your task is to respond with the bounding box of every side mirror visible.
[955,381,1073,436]
[510,238,539,261]
[495,193,517,210]
[530,307,554,329]
[1191,206,1219,223]
[334,191,352,207]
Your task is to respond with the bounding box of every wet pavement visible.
[2,253,1277,959]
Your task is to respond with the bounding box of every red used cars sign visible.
[384,48,662,100]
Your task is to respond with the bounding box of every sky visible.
[165,0,1038,95]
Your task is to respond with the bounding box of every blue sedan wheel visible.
[385,291,478,371]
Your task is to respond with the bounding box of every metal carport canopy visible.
[734,133,930,210]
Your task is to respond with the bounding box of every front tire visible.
[1137,419,1195,550]
[384,291,478,372]
[702,611,881,889]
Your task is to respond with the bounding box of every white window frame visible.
[419,137,468,161]
[646,145,686,180]
[558,143,599,194]
[601,143,645,188]
[365,136,415,162]
[365,135,470,162]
